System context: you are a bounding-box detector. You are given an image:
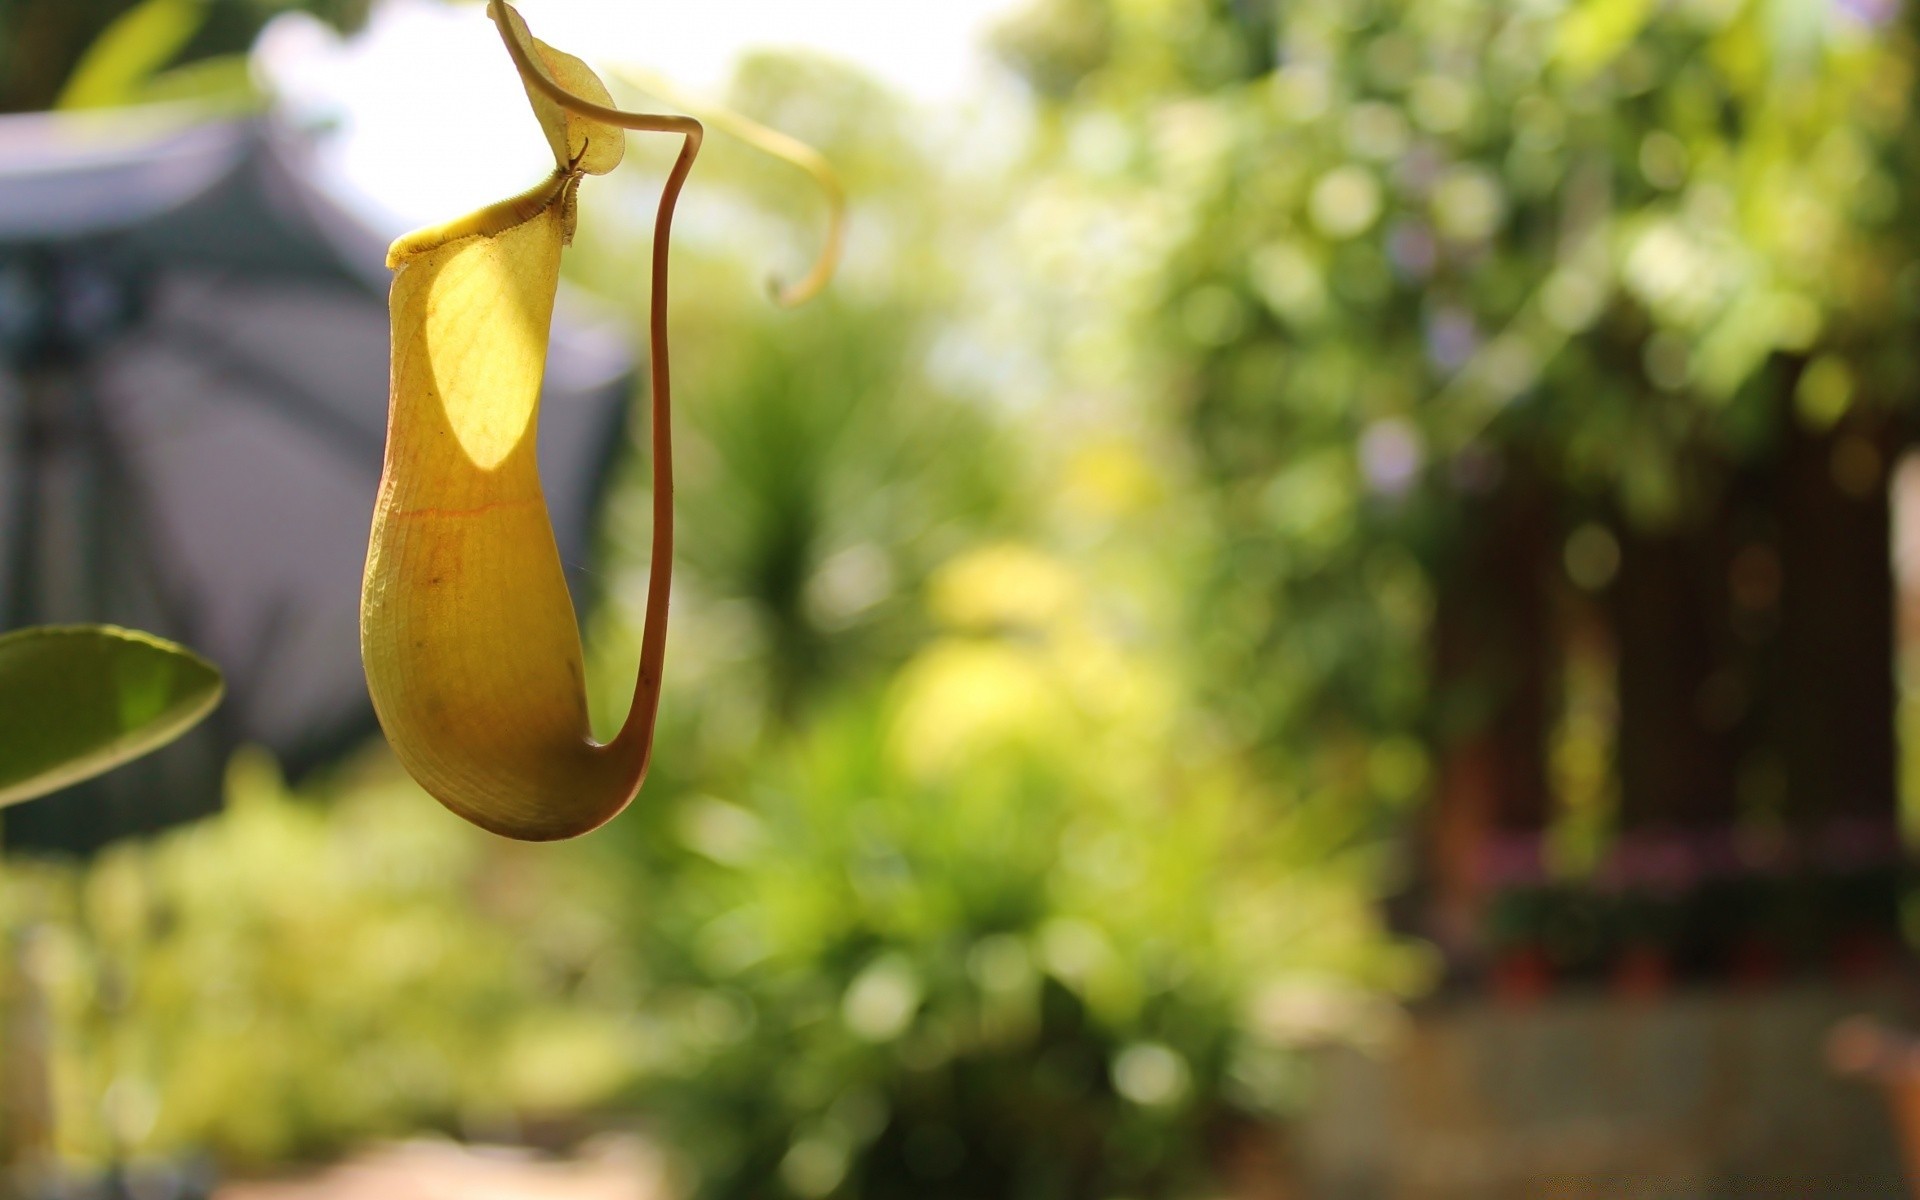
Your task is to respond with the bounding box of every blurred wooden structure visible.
[1422,398,1908,988]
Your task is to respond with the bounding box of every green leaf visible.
[0,625,223,810]
[55,0,209,111]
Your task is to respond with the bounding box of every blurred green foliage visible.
[0,0,367,112]
[607,545,1421,1198]
[54,0,236,111]
[4,752,639,1166]
[567,52,1426,1196]
[987,0,1919,770]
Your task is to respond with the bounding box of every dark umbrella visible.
[0,107,634,854]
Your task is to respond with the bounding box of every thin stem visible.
[619,132,698,761]
[489,1,702,765]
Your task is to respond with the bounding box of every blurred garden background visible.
[7,0,1920,1195]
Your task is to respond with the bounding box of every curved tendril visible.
[488,0,701,759]
[616,68,846,307]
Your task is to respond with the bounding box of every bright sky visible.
[256,0,1027,234]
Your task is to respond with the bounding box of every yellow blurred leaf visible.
[56,0,208,110]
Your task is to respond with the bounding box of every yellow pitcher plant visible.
[361,1,839,840]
